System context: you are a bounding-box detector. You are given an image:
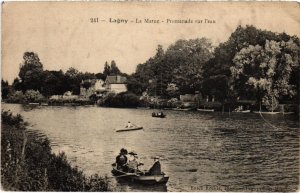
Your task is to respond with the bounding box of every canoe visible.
[197,108,214,112]
[172,108,194,111]
[116,126,143,132]
[232,110,250,113]
[253,111,280,115]
[111,168,169,185]
[282,112,295,115]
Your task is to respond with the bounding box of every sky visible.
[2,2,300,83]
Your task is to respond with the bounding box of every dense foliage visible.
[3,25,299,110]
[7,55,125,97]
[231,39,299,111]
[99,92,140,108]
[127,25,299,109]
[1,111,110,191]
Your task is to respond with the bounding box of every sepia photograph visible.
[1,2,299,192]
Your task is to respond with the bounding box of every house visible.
[80,79,106,98]
[105,75,127,94]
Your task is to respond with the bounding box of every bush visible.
[100,92,140,108]
[7,91,25,103]
[1,111,110,191]
[24,90,45,103]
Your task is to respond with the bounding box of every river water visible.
[2,104,299,192]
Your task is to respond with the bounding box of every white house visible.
[80,79,106,98]
[105,75,127,94]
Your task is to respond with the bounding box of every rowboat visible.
[116,126,143,132]
[111,167,169,185]
[152,112,166,118]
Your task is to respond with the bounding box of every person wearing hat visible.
[127,151,142,173]
[146,156,161,175]
[115,148,128,171]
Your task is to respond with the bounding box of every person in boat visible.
[115,148,128,171]
[125,121,133,128]
[146,156,161,175]
[127,151,143,173]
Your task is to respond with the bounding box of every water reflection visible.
[114,180,168,192]
[2,104,299,192]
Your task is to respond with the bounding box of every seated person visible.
[115,148,128,171]
[146,156,161,175]
[125,121,133,128]
[127,151,143,173]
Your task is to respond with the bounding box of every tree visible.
[231,39,299,111]
[18,52,44,91]
[65,67,81,94]
[1,79,11,99]
[167,38,213,93]
[103,62,110,77]
[110,60,120,75]
[12,78,23,91]
[202,25,300,102]
[41,70,66,97]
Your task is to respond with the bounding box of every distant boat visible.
[197,108,214,112]
[137,107,151,109]
[152,112,166,118]
[282,112,295,115]
[253,111,280,115]
[173,107,194,111]
[116,126,143,132]
[28,102,40,105]
[232,109,250,113]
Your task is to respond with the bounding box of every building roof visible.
[105,75,127,84]
[81,79,104,86]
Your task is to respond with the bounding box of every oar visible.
[109,173,137,178]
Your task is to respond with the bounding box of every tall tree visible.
[110,60,120,75]
[65,67,81,94]
[18,52,44,91]
[103,62,110,77]
[231,39,299,111]
[167,38,213,94]
[203,25,300,102]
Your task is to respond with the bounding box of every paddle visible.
[132,123,138,128]
[109,173,137,178]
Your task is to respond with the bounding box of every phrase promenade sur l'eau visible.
[109,18,216,24]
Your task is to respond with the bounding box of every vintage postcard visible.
[1,2,299,192]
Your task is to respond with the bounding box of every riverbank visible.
[1,110,110,191]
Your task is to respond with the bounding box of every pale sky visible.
[2,2,300,83]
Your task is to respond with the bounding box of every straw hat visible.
[129,151,137,156]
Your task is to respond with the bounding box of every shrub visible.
[24,90,45,103]
[7,91,25,103]
[1,111,110,191]
[101,92,140,108]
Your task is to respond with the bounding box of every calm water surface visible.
[2,104,299,192]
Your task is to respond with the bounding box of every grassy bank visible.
[1,110,110,191]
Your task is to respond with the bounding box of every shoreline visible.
[1,110,110,191]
